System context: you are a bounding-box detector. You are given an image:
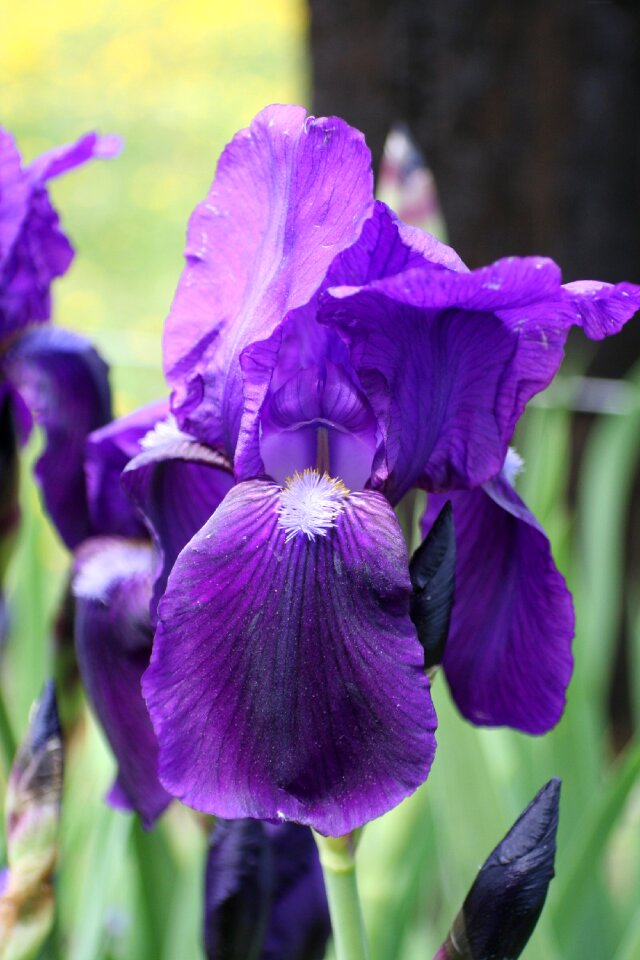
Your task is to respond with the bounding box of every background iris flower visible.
[0,129,118,553]
[204,818,330,960]
[70,399,234,827]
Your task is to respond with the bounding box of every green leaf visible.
[551,742,640,941]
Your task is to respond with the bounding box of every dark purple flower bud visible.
[204,820,272,960]
[204,820,330,960]
[409,500,456,668]
[437,779,560,960]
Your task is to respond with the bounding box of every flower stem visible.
[314,831,370,960]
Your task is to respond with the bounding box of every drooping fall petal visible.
[424,463,574,734]
[144,479,436,835]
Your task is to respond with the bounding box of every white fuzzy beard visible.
[140,414,195,450]
[277,469,349,543]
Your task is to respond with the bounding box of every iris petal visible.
[322,288,521,501]
[0,188,74,338]
[0,129,29,268]
[204,819,271,960]
[204,820,330,960]
[122,438,233,621]
[258,362,377,487]
[85,400,168,539]
[144,479,436,835]
[424,474,574,733]
[324,201,466,287]
[163,105,374,456]
[262,822,330,960]
[561,280,640,340]
[6,326,111,548]
[322,257,586,500]
[73,537,171,827]
[26,131,121,183]
[234,202,459,481]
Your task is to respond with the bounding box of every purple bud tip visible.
[95,134,123,159]
[462,778,561,959]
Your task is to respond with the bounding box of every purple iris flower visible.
[0,127,120,549]
[131,105,640,836]
[70,401,234,826]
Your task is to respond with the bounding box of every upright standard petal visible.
[234,201,463,482]
[322,291,518,501]
[6,326,112,548]
[424,465,574,733]
[144,479,436,836]
[163,104,374,455]
[324,201,465,289]
[322,257,576,501]
[73,538,171,827]
[235,202,424,482]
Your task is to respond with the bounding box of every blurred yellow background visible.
[1,0,308,411]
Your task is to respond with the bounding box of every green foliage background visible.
[1,2,639,957]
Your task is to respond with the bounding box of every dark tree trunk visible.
[308,0,640,375]
[309,0,640,747]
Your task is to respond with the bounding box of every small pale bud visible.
[377,124,448,237]
[0,681,63,959]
